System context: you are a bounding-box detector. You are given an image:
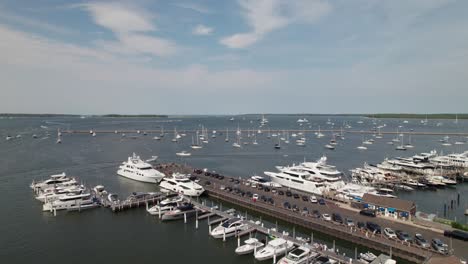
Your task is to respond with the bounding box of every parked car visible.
[271,188,277,194]
[345,218,355,227]
[252,194,259,201]
[366,222,381,234]
[204,180,211,185]
[264,187,270,192]
[301,207,309,215]
[444,230,468,241]
[431,238,448,254]
[357,221,365,229]
[278,190,285,196]
[396,230,412,243]
[293,193,300,199]
[283,202,291,209]
[414,233,430,248]
[383,228,397,239]
[318,198,326,205]
[312,210,320,218]
[301,195,309,201]
[292,205,299,212]
[310,195,318,203]
[360,209,376,217]
[286,190,292,197]
[322,214,332,221]
[332,213,343,224]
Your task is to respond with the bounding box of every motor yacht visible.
[30,173,73,190]
[325,144,335,150]
[235,238,264,255]
[357,145,367,150]
[160,202,197,221]
[254,238,294,261]
[35,185,86,202]
[159,173,204,196]
[210,218,250,239]
[117,153,165,183]
[42,192,94,212]
[277,246,319,264]
[147,196,184,215]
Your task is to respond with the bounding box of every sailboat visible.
[404,135,414,148]
[232,134,241,148]
[316,126,324,138]
[252,133,258,145]
[375,127,383,139]
[56,129,62,144]
[274,137,281,149]
[191,133,202,149]
[225,128,229,142]
[172,128,179,142]
[395,134,407,150]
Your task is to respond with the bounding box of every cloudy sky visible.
[1,0,467,115]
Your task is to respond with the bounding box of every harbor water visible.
[1,115,467,263]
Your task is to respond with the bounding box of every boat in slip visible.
[254,238,294,261]
[159,173,205,197]
[277,246,320,264]
[210,218,250,239]
[42,192,98,212]
[249,175,282,188]
[30,172,73,190]
[117,153,165,183]
[147,194,184,215]
[35,185,86,202]
[160,202,197,221]
[235,238,264,255]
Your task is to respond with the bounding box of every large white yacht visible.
[159,173,204,196]
[117,153,165,183]
[30,172,73,190]
[265,156,344,195]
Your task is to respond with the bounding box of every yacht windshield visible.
[139,167,152,170]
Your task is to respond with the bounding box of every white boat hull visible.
[117,170,162,183]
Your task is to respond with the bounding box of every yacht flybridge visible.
[117,153,165,183]
[159,173,205,196]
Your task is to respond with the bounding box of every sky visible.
[0,0,467,115]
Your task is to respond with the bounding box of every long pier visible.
[61,129,468,136]
[158,164,467,264]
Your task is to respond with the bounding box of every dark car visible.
[204,172,211,176]
[267,197,274,205]
[283,202,291,209]
[246,192,253,198]
[233,179,240,184]
[293,193,300,199]
[292,205,299,212]
[204,180,211,185]
[260,195,267,202]
[264,187,270,192]
[257,185,264,190]
[286,191,292,197]
[278,190,285,196]
[366,222,381,234]
[444,230,468,241]
[301,195,309,201]
[357,221,365,229]
[360,209,376,217]
[332,213,343,224]
[312,210,320,218]
[318,198,326,205]
[217,175,224,180]
[302,207,309,215]
[396,230,412,242]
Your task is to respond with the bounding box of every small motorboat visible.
[325,144,335,150]
[176,151,191,157]
[235,238,264,255]
[161,202,197,221]
[210,218,250,239]
[254,238,294,261]
[145,156,158,162]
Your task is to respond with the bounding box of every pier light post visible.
[195,211,199,229]
[223,228,226,242]
[209,225,212,234]
[237,236,240,247]
[184,213,187,224]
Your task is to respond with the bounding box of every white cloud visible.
[192,24,214,35]
[174,3,212,14]
[220,0,331,48]
[0,11,74,35]
[77,2,177,57]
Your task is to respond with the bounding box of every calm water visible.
[0,115,467,263]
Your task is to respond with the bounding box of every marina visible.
[3,115,468,264]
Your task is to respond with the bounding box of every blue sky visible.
[0,0,467,114]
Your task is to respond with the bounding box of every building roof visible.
[362,194,415,212]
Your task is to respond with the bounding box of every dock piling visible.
[184,213,187,224]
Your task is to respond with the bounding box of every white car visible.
[322,214,331,221]
[252,194,259,201]
[310,195,318,203]
[384,228,397,239]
